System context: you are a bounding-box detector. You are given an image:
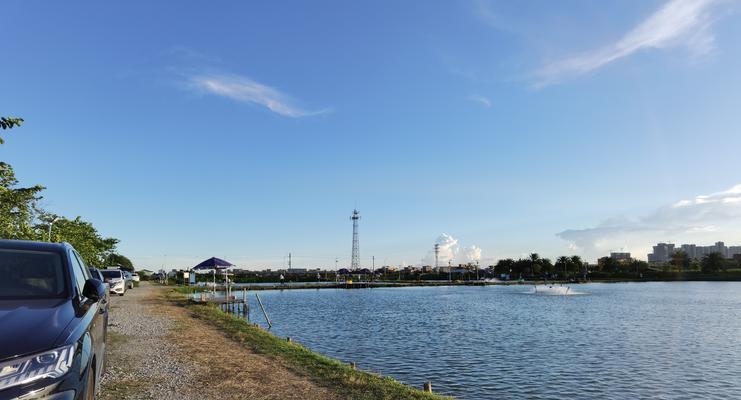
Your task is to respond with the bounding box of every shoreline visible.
[167,287,450,399]
[172,276,741,292]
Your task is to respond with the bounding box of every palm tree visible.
[556,256,570,278]
[529,253,540,277]
[570,255,585,279]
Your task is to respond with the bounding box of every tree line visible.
[1,117,133,270]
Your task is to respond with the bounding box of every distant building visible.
[648,243,675,263]
[651,241,741,262]
[680,244,697,259]
[610,252,632,262]
[729,246,741,258]
[712,241,728,258]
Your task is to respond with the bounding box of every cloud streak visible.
[188,73,329,118]
[557,184,741,261]
[468,94,492,108]
[535,0,722,87]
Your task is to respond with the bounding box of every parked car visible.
[101,268,126,296]
[131,272,140,282]
[123,271,134,290]
[0,239,108,400]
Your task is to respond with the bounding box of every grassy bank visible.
[172,280,528,293]
[167,290,449,400]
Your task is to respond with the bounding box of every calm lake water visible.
[235,282,741,399]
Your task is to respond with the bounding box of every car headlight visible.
[0,344,75,391]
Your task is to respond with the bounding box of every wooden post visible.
[423,382,432,393]
[286,337,292,343]
[350,362,356,370]
[255,294,272,328]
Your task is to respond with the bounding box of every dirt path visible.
[100,282,338,400]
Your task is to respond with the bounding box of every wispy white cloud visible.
[557,184,741,261]
[188,73,330,118]
[468,94,492,108]
[535,0,723,87]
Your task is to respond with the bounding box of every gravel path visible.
[98,282,337,400]
[99,283,198,400]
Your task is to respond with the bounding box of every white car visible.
[101,268,126,296]
[131,272,140,282]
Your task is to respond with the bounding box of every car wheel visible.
[119,293,125,296]
[84,364,96,400]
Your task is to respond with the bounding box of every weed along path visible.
[100,282,340,400]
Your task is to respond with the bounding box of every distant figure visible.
[280,274,285,285]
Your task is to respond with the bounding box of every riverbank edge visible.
[172,275,741,292]
[165,289,451,400]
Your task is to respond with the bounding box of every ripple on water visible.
[236,283,741,399]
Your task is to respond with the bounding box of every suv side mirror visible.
[82,278,106,302]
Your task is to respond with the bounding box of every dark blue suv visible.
[0,240,108,400]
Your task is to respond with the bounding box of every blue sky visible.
[3,0,741,268]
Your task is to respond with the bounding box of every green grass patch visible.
[169,291,449,400]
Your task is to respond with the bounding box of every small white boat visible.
[532,284,571,295]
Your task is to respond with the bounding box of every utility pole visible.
[476,260,480,281]
[288,252,292,272]
[448,259,452,282]
[372,256,375,282]
[47,217,60,242]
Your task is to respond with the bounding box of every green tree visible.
[0,162,45,239]
[556,256,571,277]
[701,252,726,273]
[570,255,584,275]
[494,258,515,276]
[540,258,554,275]
[528,253,541,277]
[597,256,617,273]
[628,259,649,274]
[0,117,24,144]
[104,253,134,271]
[39,215,119,266]
[670,250,690,271]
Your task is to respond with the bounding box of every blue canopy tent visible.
[193,257,234,295]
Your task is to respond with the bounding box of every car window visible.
[68,250,88,297]
[101,270,122,279]
[73,251,91,280]
[0,249,67,298]
[88,268,102,280]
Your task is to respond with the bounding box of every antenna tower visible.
[351,209,361,270]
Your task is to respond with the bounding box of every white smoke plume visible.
[422,233,482,266]
[461,245,482,263]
